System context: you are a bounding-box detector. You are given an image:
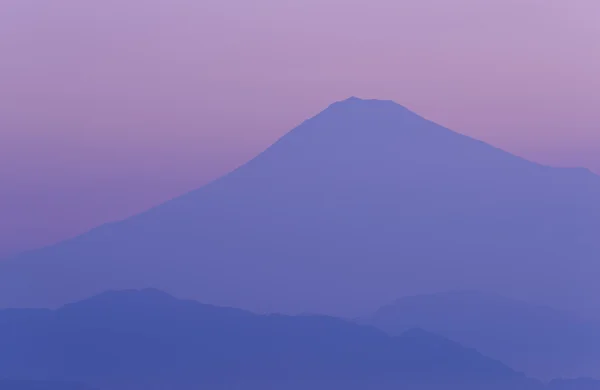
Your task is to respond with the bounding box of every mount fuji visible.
[1,97,599,317]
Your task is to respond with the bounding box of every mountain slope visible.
[365,290,600,379]
[0,289,536,390]
[1,97,600,316]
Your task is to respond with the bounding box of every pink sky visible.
[1,0,600,257]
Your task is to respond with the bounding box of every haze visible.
[1,0,600,257]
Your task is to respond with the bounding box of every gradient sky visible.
[1,0,600,257]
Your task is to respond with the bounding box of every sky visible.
[1,0,600,257]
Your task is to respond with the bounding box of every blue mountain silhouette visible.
[0,289,537,390]
[1,97,599,317]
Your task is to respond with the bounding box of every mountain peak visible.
[337,96,397,104]
[265,95,429,155]
[325,96,413,115]
[341,95,364,102]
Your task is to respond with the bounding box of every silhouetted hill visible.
[366,291,600,379]
[0,289,539,390]
[1,97,600,317]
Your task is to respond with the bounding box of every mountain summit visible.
[1,97,599,316]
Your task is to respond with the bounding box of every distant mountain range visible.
[364,290,600,379]
[1,97,600,318]
[0,289,542,390]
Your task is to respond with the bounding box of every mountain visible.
[1,97,600,316]
[365,291,600,379]
[0,289,538,390]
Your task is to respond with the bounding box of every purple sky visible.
[1,0,600,257]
